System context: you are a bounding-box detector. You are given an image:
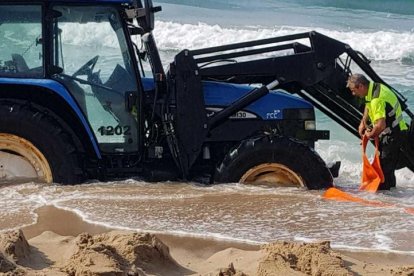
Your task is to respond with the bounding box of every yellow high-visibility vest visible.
[365,82,408,133]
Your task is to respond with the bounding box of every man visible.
[347,74,408,190]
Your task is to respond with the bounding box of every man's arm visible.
[358,107,369,137]
[365,118,386,139]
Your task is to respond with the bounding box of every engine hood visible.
[141,78,313,120]
[203,81,312,120]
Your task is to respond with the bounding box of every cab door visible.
[50,5,140,153]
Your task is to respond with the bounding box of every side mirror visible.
[144,0,162,32]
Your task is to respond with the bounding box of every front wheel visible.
[0,134,53,183]
[0,101,84,184]
[215,135,333,190]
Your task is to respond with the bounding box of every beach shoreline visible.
[0,205,409,275]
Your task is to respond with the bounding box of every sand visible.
[0,206,413,275]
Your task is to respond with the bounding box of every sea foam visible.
[58,20,414,62]
[153,21,414,62]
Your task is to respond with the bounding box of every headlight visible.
[304,120,316,130]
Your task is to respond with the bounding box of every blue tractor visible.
[0,0,412,188]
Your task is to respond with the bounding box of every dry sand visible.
[0,206,413,275]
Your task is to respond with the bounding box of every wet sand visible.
[1,205,408,275]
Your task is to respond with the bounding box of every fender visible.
[0,78,101,158]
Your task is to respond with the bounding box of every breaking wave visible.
[156,0,414,16]
[153,21,414,62]
[58,20,414,63]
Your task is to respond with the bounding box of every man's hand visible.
[366,118,386,139]
[365,129,374,139]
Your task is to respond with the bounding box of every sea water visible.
[1,0,414,254]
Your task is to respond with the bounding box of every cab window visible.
[51,5,139,153]
[0,5,43,77]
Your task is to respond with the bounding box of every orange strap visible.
[359,135,384,192]
[323,187,413,215]
[322,136,413,215]
[323,187,392,207]
[406,208,414,215]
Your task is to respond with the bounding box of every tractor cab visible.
[0,2,147,156]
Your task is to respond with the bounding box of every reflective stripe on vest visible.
[388,101,400,117]
[371,82,405,136]
[382,116,403,136]
[372,82,381,98]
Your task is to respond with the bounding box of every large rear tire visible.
[215,135,333,190]
[0,101,84,184]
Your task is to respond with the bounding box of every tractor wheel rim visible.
[0,133,53,183]
[240,163,304,187]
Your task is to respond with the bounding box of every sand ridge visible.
[258,241,351,276]
[0,229,191,275]
[62,231,184,275]
[1,227,414,275]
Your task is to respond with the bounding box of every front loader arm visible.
[167,31,414,178]
[194,31,413,137]
[193,32,362,137]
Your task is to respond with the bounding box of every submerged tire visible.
[0,101,84,184]
[215,135,333,190]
